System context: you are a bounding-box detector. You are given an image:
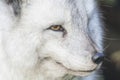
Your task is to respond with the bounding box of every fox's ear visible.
[5,0,22,16]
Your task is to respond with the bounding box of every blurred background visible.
[98,0,120,80]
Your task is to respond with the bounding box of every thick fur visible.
[0,0,103,80]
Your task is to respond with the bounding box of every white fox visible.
[0,0,104,80]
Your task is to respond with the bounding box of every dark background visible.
[99,0,120,80]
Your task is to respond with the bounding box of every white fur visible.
[0,0,103,80]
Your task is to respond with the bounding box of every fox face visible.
[0,0,104,80]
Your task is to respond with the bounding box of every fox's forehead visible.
[20,0,88,28]
[7,0,91,30]
[20,0,72,26]
[6,0,89,26]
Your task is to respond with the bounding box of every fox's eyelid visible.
[47,25,65,32]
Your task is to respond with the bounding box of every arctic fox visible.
[0,0,104,80]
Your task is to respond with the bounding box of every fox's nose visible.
[92,53,104,64]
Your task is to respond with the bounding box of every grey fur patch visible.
[6,0,22,16]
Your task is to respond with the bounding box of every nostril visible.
[92,53,104,64]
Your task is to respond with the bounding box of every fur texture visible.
[0,0,103,80]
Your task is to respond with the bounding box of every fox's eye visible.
[48,25,64,32]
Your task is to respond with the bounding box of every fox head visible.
[1,0,104,79]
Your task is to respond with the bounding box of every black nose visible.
[92,53,104,64]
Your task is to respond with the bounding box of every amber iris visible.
[50,25,64,31]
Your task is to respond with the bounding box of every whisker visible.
[104,57,112,63]
[103,37,120,40]
[103,42,112,51]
